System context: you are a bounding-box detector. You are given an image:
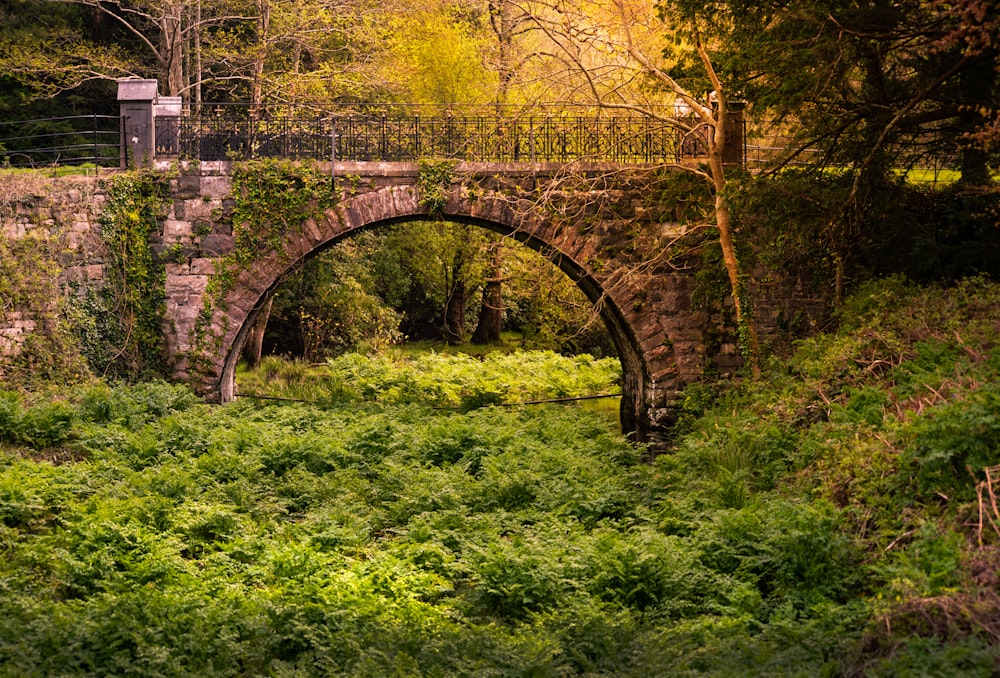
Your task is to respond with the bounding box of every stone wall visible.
[0,174,108,369]
[154,161,235,363]
[0,164,833,439]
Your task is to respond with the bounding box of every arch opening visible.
[209,190,661,440]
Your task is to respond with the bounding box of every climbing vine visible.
[92,171,169,380]
[417,159,455,214]
[0,236,90,386]
[207,159,336,302]
[190,160,337,378]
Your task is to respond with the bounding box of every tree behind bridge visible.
[513,0,763,374]
[709,0,998,186]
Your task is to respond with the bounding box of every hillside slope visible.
[659,276,1000,674]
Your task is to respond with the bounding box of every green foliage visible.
[727,168,1000,300]
[902,383,1000,501]
[265,237,403,361]
[703,0,1000,182]
[227,160,335,269]
[0,358,644,675]
[0,390,75,450]
[378,6,498,106]
[239,350,621,409]
[0,235,90,386]
[2,280,999,675]
[90,171,170,381]
[205,159,336,307]
[659,277,1000,670]
[861,636,1000,678]
[417,159,454,213]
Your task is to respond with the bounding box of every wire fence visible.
[0,115,121,172]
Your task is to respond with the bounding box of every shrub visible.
[901,382,1000,500]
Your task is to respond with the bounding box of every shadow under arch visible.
[207,185,660,440]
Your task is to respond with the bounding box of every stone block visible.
[302,218,323,244]
[640,333,668,353]
[199,176,231,200]
[174,174,201,199]
[190,258,217,276]
[165,275,209,296]
[164,262,191,276]
[201,161,230,175]
[198,234,234,255]
[163,219,193,239]
[218,199,235,222]
[183,198,219,222]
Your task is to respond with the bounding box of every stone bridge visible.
[1,159,829,441]
[2,80,826,440]
[160,158,732,439]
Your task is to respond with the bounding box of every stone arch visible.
[200,184,672,439]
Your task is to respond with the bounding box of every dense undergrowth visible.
[0,278,999,676]
[237,349,622,409]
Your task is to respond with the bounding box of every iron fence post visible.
[119,114,127,169]
[330,116,337,191]
[529,120,535,164]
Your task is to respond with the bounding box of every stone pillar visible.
[154,95,183,157]
[117,79,158,168]
[723,103,746,166]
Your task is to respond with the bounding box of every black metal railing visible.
[161,106,703,164]
[0,115,121,170]
[0,107,734,170]
[332,115,681,163]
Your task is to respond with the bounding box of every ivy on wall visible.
[86,171,169,380]
[190,160,337,379]
[207,159,337,301]
[417,159,455,213]
[0,236,90,386]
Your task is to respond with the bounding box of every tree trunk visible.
[194,0,202,111]
[958,55,995,186]
[706,94,761,377]
[472,246,504,345]
[251,0,270,107]
[489,0,516,107]
[241,297,272,368]
[444,279,467,345]
[160,3,185,95]
[613,9,762,377]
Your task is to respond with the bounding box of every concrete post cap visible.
[117,79,159,101]
[155,96,183,116]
